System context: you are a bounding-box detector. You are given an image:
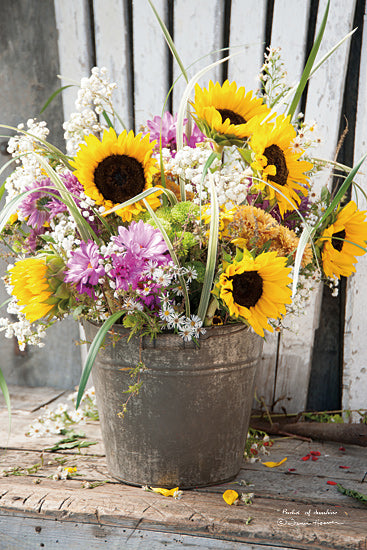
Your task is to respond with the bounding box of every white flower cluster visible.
[5,119,50,203]
[164,143,253,209]
[63,66,117,155]
[258,46,290,107]
[26,387,98,438]
[47,217,79,255]
[292,115,322,153]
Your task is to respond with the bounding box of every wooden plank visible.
[270,0,311,91]
[92,0,131,131]
[272,0,357,413]
[172,0,224,114]
[54,0,94,121]
[0,515,292,550]
[343,3,367,417]
[0,386,65,413]
[133,0,168,131]
[0,477,366,549]
[227,0,267,90]
[1,391,366,550]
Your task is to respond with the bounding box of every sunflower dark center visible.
[217,109,246,126]
[230,270,263,308]
[331,229,346,252]
[264,144,289,186]
[94,154,145,204]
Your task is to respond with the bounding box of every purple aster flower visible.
[18,178,55,228]
[146,112,178,150]
[183,123,206,148]
[109,251,146,292]
[145,112,205,155]
[64,240,105,297]
[47,172,85,217]
[112,220,170,264]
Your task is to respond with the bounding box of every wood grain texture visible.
[172,0,224,113]
[92,0,131,130]
[272,0,357,414]
[343,3,367,416]
[133,0,168,131]
[54,0,94,120]
[1,389,367,550]
[227,0,267,89]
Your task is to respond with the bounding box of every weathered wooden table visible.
[0,386,366,550]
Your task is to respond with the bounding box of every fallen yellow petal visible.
[262,457,287,468]
[223,489,239,505]
[150,487,180,497]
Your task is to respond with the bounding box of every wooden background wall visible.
[1,0,366,416]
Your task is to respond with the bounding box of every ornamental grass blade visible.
[149,0,188,84]
[102,186,177,216]
[76,311,125,409]
[313,152,367,233]
[143,199,190,318]
[292,225,313,298]
[35,155,99,244]
[40,85,74,114]
[197,173,219,323]
[287,0,330,120]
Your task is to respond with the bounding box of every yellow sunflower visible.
[319,201,367,279]
[218,251,292,337]
[250,114,313,217]
[9,258,54,323]
[70,128,161,222]
[191,80,270,144]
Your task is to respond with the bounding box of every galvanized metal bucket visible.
[84,321,263,489]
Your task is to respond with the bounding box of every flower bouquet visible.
[0,5,367,415]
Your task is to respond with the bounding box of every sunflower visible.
[218,251,292,337]
[191,80,270,145]
[70,128,161,222]
[9,258,54,323]
[250,114,313,217]
[319,201,367,279]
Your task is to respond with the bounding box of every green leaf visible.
[287,0,330,119]
[76,312,125,408]
[102,110,114,129]
[198,173,219,322]
[0,367,11,440]
[337,484,367,504]
[40,85,74,114]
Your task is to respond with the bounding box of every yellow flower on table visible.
[319,200,367,279]
[9,257,53,323]
[191,80,270,144]
[70,127,161,222]
[218,251,292,337]
[250,114,313,217]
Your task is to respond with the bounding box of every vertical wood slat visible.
[343,4,367,416]
[272,0,357,413]
[227,0,267,89]
[133,0,168,131]
[252,0,313,412]
[270,0,311,87]
[92,0,131,131]
[54,0,94,121]
[172,0,225,114]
